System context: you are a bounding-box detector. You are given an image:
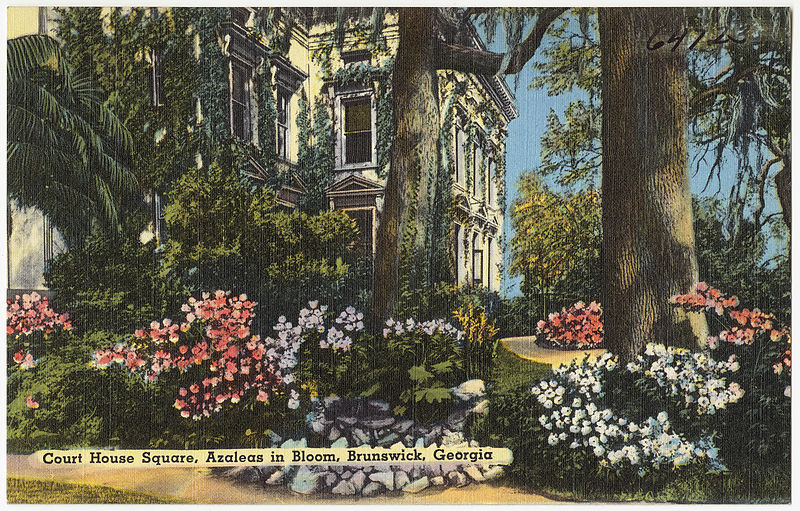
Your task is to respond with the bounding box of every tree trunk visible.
[372,7,441,322]
[599,7,708,361]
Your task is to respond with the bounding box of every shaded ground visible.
[501,336,605,367]
[7,454,558,504]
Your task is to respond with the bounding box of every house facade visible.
[8,7,517,293]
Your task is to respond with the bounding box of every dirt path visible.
[7,454,559,504]
[501,337,605,367]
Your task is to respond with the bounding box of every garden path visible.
[7,454,558,504]
[500,337,606,367]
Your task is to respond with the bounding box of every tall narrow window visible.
[487,237,494,291]
[151,48,163,107]
[231,59,252,141]
[472,233,483,287]
[344,98,372,164]
[455,126,465,185]
[454,223,463,284]
[276,88,290,160]
[472,135,483,197]
[488,158,496,206]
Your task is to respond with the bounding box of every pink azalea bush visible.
[7,292,72,372]
[671,282,791,377]
[92,292,362,420]
[537,301,603,348]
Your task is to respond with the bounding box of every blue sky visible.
[488,21,786,298]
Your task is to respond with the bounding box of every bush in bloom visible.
[92,292,363,419]
[536,301,603,349]
[671,282,790,389]
[533,349,734,475]
[7,293,73,372]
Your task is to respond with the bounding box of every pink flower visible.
[26,395,39,409]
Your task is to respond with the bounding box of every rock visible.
[310,416,327,434]
[264,469,285,485]
[447,471,468,487]
[377,432,399,446]
[403,476,429,493]
[329,427,341,441]
[337,416,358,425]
[424,464,443,476]
[471,399,489,414]
[363,417,395,429]
[323,472,338,487]
[482,466,504,480]
[352,428,370,446]
[393,419,414,434]
[439,464,459,475]
[451,379,485,400]
[368,400,391,412]
[290,466,321,494]
[362,482,384,496]
[394,470,410,490]
[341,470,353,480]
[332,479,356,495]
[430,476,445,486]
[369,471,395,491]
[332,465,345,474]
[463,465,485,482]
[331,437,349,448]
[409,467,422,480]
[350,470,367,492]
[414,437,426,449]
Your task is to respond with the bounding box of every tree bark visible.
[372,7,441,322]
[599,8,708,362]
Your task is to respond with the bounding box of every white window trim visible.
[276,86,292,162]
[229,57,255,143]
[335,89,377,171]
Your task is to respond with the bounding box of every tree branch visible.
[434,7,568,75]
[691,64,789,107]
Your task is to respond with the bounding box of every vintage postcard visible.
[5,6,792,504]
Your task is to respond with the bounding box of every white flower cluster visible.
[626,343,743,415]
[265,301,365,408]
[383,317,464,341]
[298,301,327,333]
[533,351,726,474]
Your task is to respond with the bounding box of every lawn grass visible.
[7,477,190,504]
[490,341,551,394]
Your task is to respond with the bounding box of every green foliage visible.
[161,160,368,323]
[509,174,601,298]
[7,34,136,245]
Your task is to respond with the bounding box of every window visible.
[454,223,464,284]
[151,48,163,107]
[276,88,290,160]
[455,126,465,185]
[230,59,252,141]
[488,157,496,206]
[472,134,483,197]
[343,98,372,165]
[472,233,483,286]
[344,208,374,256]
[487,237,494,291]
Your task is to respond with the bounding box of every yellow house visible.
[7,7,516,293]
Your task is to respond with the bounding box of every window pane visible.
[345,100,371,133]
[232,102,246,140]
[456,128,464,183]
[277,127,287,159]
[346,131,371,164]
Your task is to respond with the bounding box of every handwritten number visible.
[666,27,688,51]
[710,31,729,45]
[647,29,666,50]
[688,29,706,50]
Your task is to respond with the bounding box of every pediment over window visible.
[327,174,382,196]
[326,174,382,210]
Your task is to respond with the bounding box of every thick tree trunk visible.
[372,7,441,322]
[599,8,708,361]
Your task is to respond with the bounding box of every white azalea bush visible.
[532,349,736,476]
